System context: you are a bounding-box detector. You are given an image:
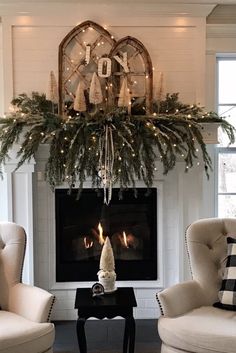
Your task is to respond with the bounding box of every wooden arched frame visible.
[110,36,153,114]
[58,20,116,115]
[58,23,153,114]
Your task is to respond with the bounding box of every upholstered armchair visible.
[0,222,55,353]
[157,218,236,353]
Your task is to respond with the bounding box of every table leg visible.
[76,317,87,353]
[123,316,135,353]
[129,316,135,353]
[123,318,129,353]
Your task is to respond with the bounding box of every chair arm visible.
[157,280,208,318]
[8,283,55,323]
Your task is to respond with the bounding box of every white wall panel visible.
[12,19,205,104]
[0,23,4,115]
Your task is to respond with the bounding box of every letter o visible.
[98,58,112,78]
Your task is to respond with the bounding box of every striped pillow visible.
[214,236,236,310]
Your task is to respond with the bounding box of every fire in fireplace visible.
[56,188,158,282]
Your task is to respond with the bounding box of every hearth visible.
[56,188,157,282]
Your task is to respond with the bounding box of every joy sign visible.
[59,20,153,114]
[85,45,129,77]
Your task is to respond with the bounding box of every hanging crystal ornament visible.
[98,123,114,205]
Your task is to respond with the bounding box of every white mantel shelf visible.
[0,2,216,17]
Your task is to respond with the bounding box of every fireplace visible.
[56,188,158,282]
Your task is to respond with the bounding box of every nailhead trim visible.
[47,295,56,322]
[185,225,193,279]
[20,229,27,283]
[156,292,164,316]
[18,225,55,323]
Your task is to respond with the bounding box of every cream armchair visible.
[157,218,236,353]
[0,222,55,353]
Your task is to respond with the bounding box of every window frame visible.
[216,56,236,217]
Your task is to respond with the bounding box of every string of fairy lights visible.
[0,93,234,205]
[62,21,157,113]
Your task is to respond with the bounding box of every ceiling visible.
[0,0,235,19]
[0,0,235,3]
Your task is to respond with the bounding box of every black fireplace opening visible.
[56,188,158,282]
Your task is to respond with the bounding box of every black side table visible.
[74,287,137,353]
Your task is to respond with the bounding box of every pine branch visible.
[0,92,235,197]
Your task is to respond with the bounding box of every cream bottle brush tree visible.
[74,81,86,112]
[99,237,115,271]
[98,236,117,292]
[89,72,103,105]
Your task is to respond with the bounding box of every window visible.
[217,58,236,217]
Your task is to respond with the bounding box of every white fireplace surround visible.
[0,143,213,320]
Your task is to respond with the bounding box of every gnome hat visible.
[99,237,115,271]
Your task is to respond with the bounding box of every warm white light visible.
[84,237,93,249]
[123,231,129,248]
[98,223,105,245]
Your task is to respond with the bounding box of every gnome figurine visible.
[97,237,116,293]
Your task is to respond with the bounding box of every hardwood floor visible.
[54,319,161,353]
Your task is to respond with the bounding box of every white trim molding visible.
[0,145,35,285]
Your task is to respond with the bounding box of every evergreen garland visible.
[0,92,235,199]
